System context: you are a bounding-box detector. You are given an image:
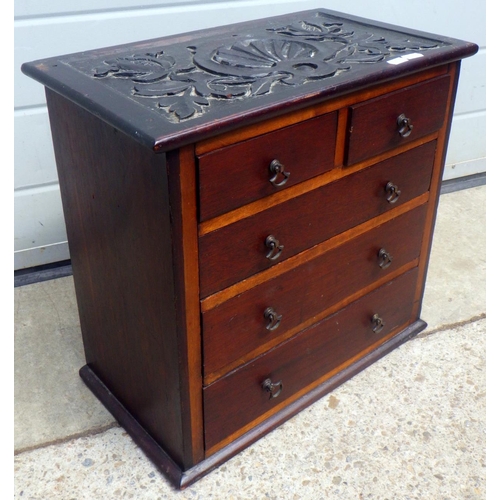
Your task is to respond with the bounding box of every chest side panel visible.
[45,89,194,468]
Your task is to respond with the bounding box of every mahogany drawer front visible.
[197,113,338,221]
[202,203,427,379]
[199,140,436,297]
[203,267,419,450]
[345,75,450,166]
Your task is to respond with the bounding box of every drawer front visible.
[199,140,435,297]
[345,75,450,166]
[198,113,338,221]
[203,267,419,450]
[202,203,427,379]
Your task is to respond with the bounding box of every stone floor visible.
[14,184,486,499]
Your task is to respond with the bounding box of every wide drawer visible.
[199,140,436,297]
[197,112,338,221]
[203,267,419,451]
[345,75,450,166]
[202,203,427,380]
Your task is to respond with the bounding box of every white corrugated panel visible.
[14,0,486,269]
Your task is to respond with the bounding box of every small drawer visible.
[345,75,450,166]
[203,267,419,451]
[202,203,427,379]
[199,140,435,298]
[197,112,337,221]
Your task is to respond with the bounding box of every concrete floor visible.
[14,185,486,499]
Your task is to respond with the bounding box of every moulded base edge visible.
[79,318,427,490]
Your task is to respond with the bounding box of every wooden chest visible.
[21,9,478,489]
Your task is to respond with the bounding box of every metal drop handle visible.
[269,159,290,187]
[385,182,401,204]
[371,314,385,333]
[265,235,284,261]
[264,307,282,331]
[378,248,393,269]
[262,378,283,399]
[397,113,413,138]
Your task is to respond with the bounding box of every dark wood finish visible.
[199,140,436,297]
[201,192,428,313]
[165,146,205,465]
[346,75,450,166]
[202,203,427,380]
[21,10,477,153]
[411,62,462,321]
[202,319,427,458]
[81,316,427,487]
[22,9,477,490]
[79,365,185,488]
[198,112,338,221]
[199,134,437,237]
[45,89,200,470]
[203,268,419,450]
[195,65,448,158]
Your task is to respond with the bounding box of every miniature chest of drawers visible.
[22,9,477,489]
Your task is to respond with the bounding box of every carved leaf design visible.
[93,51,175,83]
[250,75,283,95]
[387,39,439,51]
[134,81,190,97]
[207,76,250,98]
[89,13,448,122]
[270,19,440,56]
[268,21,354,42]
[158,90,209,120]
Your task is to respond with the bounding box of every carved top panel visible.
[85,12,445,122]
[22,9,478,151]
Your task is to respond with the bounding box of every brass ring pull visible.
[262,378,283,399]
[264,307,282,331]
[265,235,284,261]
[385,182,401,204]
[371,314,385,333]
[397,113,413,138]
[378,248,393,269]
[269,159,290,187]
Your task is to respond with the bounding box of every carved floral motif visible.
[94,51,175,82]
[91,13,445,122]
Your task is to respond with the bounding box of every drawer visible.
[202,203,427,379]
[345,75,450,166]
[203,267,419,451]
[199,140,436,297]
[197,113,338,221]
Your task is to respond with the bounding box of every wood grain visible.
[45,88,194,467]
[411,62,461,320]
[346,74,450,165]
[166,146,205,466]
[202,204,428,381]
[203,268,419,451]
[29,9,477,490]
[199,132,438,236]
[199,141,436,297]
[201,192,429,312]
[195,65,448,155]
[79,320,427,488]
[198,112,337,221]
